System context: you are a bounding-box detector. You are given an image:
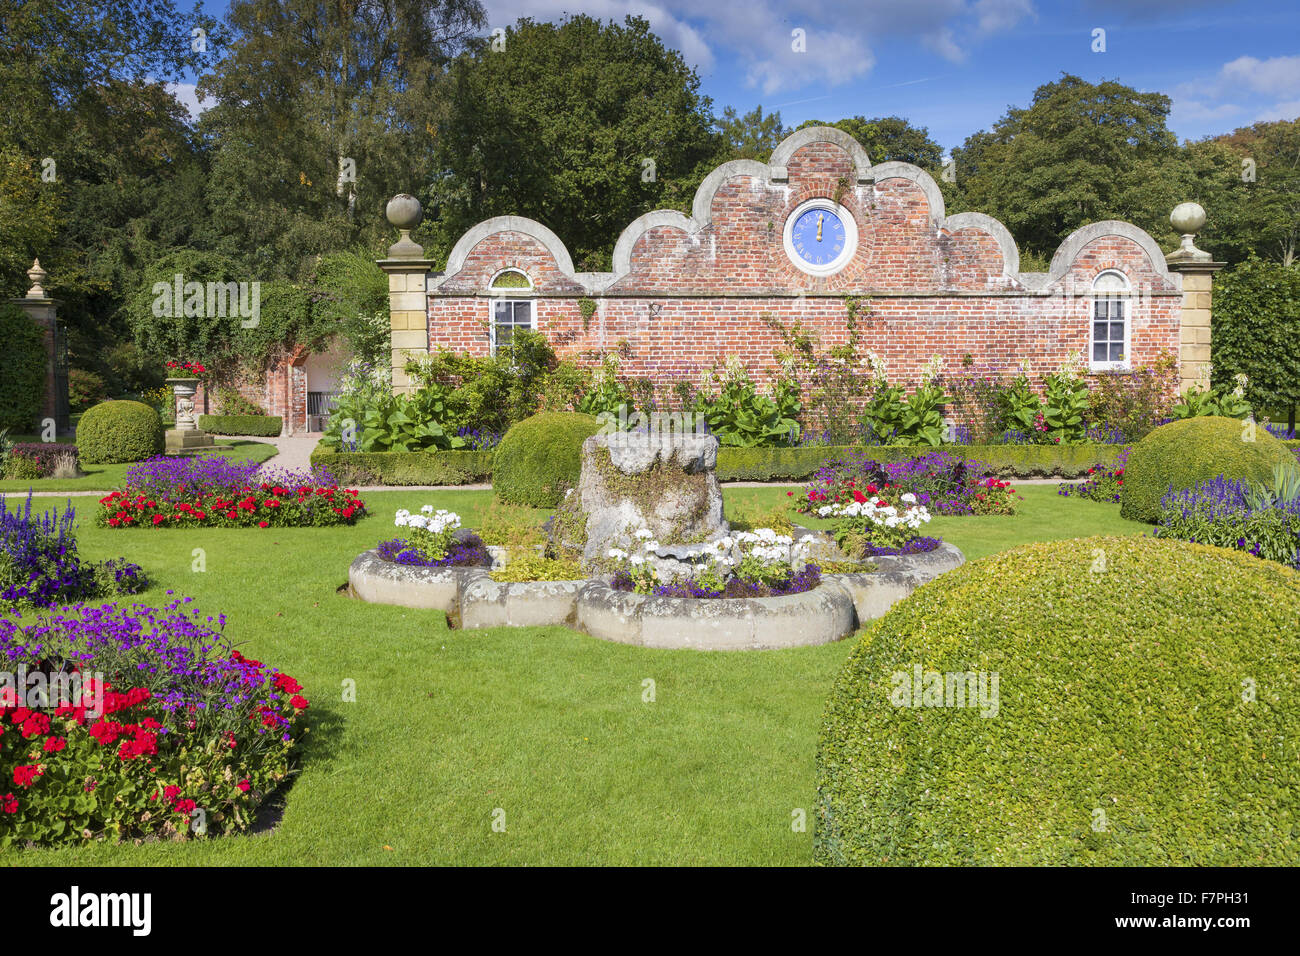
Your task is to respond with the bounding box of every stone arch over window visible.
[489,268,532,291]
[1090,269,1132,370]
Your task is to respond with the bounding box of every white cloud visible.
[1221,55,1300,97]
[167,82,214,121]
[1171,54,1300,133]
[481,0,1036,94]
[1253,99,1300,124]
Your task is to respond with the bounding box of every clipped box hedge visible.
[308,440,1134,486]
[815,535,1300,866]
[715,443,1126,481]
[310,445,494,486]
[197,414,283,437]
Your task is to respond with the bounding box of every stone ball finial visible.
[386,194,423,230]
[385,194,425,259]
[1171,202,1206,235]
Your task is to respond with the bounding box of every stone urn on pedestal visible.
[164,377,217,453]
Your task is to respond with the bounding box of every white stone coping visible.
[347,540,965,650]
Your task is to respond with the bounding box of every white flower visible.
[634,528,654,540]
[900,493,917,504]
[421,505,434,514]
[630,554,645,566]
[607,548,628,561]
[643,540,661,552]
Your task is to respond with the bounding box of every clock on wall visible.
[782,198,858,276]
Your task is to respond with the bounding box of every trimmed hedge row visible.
[197,414,283,437]
[309,435,1300,489]
[307,441,1141,486]
[714,443,1128,481]
[310,446,494,486]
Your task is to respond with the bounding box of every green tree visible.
[430,15,718,271]
[197,0,486,278]
[1212,120,1300,267]
[715,105,786,161]
[0,0,216,374]
[951,75,1184,260]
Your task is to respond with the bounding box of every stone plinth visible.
[164,376,217,453]
[565,431,728,572]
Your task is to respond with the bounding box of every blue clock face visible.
[790,207,848,267]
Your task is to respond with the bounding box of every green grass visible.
[0,440,278,494]
[3,484,1145,866]
[725,483,1148,561]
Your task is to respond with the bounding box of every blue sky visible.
[179,0,1300,151]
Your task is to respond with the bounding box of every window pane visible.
[1109,342,1124,362]
[1094,322,1109,342]
[1110,321,1125,340]
[1094,343,1108,362]
[1094,300,1109,319]
[494,301,510,322]
[513,301,531,325]
[496,324,514,348]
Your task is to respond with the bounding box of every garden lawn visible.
[0,440,278,494]
[4,485,1145,866]
[727,483,1148,561]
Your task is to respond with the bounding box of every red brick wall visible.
[194,349,305,435]
[427,140,1182,397]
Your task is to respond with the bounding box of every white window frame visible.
[1089,270,1132,372]
[487,270,535,355]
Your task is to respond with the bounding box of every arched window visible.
[1090,270,1130,370]
[488,270,533,354]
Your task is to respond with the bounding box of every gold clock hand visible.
[816,213,823,241]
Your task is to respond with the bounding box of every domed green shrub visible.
[815,536,1300,866]
[1120,415,1295,522]
[76,400,165,464]
[493,412,601,507]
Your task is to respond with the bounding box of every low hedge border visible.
[714,443,1128,481]
[308,439,1297,487]
[310,445,494,485]
[197,414,283,437]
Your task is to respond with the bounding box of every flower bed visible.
[607,528,820,599]
[1057,448,1129,503]
[375,507,490,568]
[95,455,366,529]
[795,450,1019,517]
[812,490,938,559]
[0,597,308,846]
[612,564,822,599]
[2,443,80,480]
[1153,476,1300,568]
[2,494,146,608]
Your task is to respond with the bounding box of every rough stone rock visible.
[569,431,728,572]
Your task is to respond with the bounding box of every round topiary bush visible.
[493,412,601,507]
[1120,415,1296,523]
[815,535,1300,866]
[76,400,165,464]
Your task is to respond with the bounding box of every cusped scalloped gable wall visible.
[426,127,1184,391]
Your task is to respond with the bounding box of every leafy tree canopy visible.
[429,14,719,271]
